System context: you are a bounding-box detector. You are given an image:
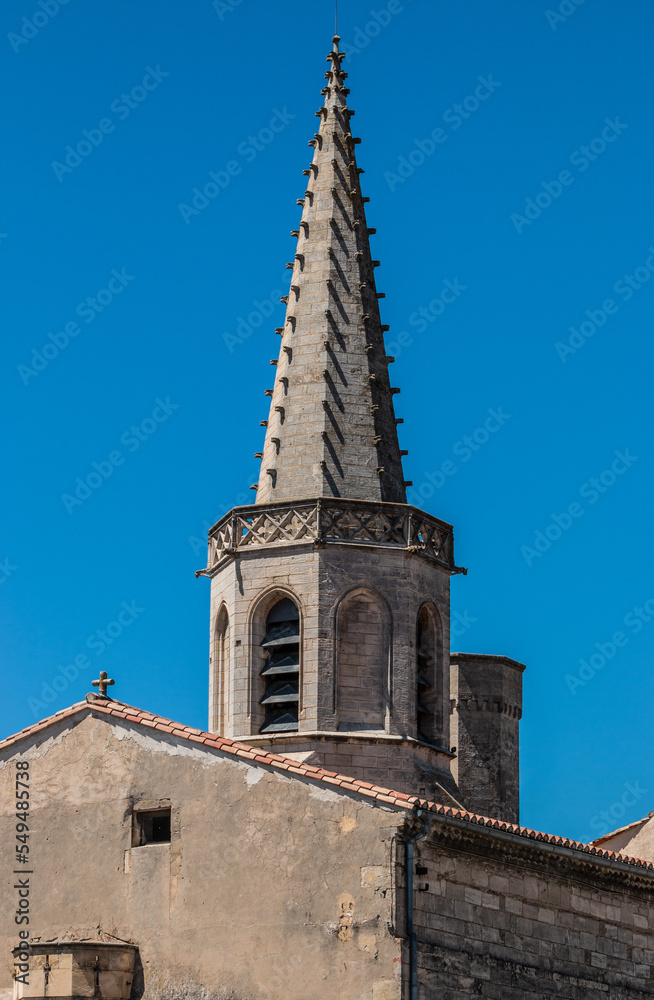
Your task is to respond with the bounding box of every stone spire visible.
[254,36,407,506]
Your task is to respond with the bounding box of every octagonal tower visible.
[198,36,464,805]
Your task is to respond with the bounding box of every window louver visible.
[260,598,300,733]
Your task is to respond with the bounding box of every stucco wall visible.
[594,816,654,864]
[0,713,403,1000]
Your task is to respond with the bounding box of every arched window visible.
[212,607,230,735]
[337,590,386,731]
[260,597,300,733]
[416,604,438,743]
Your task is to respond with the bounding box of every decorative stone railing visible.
[197,498,456,576]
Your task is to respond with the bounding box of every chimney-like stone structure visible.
[449,653,525,824]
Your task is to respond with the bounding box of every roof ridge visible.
[3,698,654,874]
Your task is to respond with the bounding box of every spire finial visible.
[335,0,338,37]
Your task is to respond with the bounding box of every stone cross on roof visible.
[92,671,115,698]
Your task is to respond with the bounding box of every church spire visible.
[254,35,407,506]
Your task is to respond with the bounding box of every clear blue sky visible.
[2,0,653,845]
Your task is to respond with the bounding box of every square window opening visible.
[133,808,171,846]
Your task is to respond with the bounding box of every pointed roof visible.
[254,36,407,505]
[4,697,654,877]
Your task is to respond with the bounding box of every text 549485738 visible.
[13,760,32,985]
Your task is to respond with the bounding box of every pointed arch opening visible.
[416,603,441,744]
[259,596,300,733]
[211,605,230,735]
[336,588,389,732]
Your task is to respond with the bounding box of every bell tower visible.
[199,35,464,805]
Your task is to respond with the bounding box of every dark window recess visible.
[133,808,171,846]
[416,607,435,742]
[260,598,300,733]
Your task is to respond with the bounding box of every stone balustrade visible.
[199,498,455,576]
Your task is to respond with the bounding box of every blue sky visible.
[1,0,653,844]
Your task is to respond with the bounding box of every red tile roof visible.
[3,697,654,875]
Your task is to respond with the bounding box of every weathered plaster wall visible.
[594,815,654,864]
[0,713,403,1000]
[4,711,654,1000]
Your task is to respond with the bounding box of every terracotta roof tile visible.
[338,781,363,793]
[3,698,654,875]
[375,793,399,805]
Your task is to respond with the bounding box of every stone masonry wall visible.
[450,653,525,824]
[412,829,654,999]
[208,538,456,802]
[210,541,451,741]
